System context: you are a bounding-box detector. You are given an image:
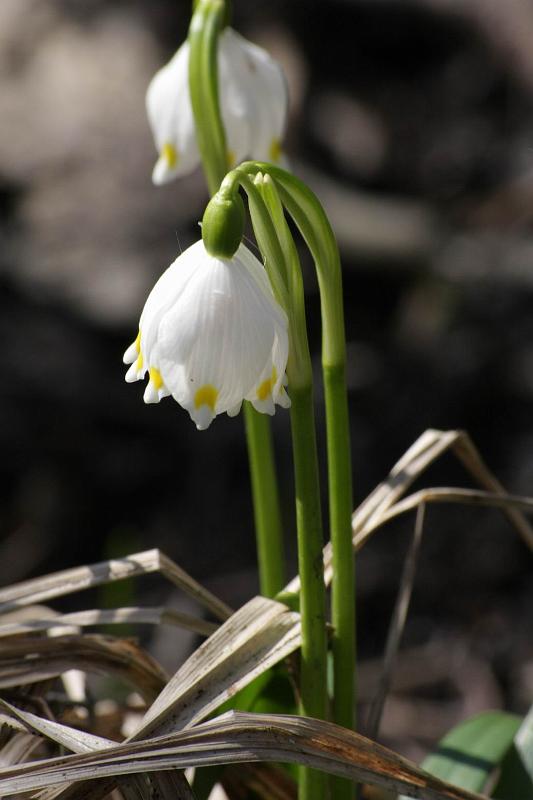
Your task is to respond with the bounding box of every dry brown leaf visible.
[0,711,488,800]
[0,635,167,702]
[0,550,231,622]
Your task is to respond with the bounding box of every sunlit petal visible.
[124,240,290,430]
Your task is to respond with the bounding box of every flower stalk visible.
[187,0,286,598]
[244,171,328,800]
[242,163,357,800]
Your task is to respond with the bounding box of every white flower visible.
[146,28,288,185]
[123,240,290,430]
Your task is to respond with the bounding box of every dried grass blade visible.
[44,598,301,800]
[0,700,195,800]
[359,486,533,546]
[366,503,426,739]
[0,607,217,639]
[0,550,231,622]
[0,698,114,754]
[0,733,42,768]
[284,429,460,593]
[0,634,167,701]
[0,711,488,800]
[134,596,301,737]
[451,432,533,550]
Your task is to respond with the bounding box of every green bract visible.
[202,191,245,259]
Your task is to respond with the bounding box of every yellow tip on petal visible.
[269,138,282,163]
[162,142,179,169]
[136,353,144,372]
[227,149,236,169]
[135,331,141,352]
[149,367,164,390]
[194,384,218,411]
[257,367,277,401]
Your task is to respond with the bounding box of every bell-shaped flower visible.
[146,27,288,185]
[123,240,290,429]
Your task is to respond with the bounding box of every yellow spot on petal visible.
[227,149,236,169]
[162,142,179,168]
[194,384,218,411]
[136,353,144,372]
[135,331,141,352]
[149,367,163,390]
[269,138,282,163]
[257,367,278,401]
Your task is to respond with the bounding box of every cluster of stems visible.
[188,2,356,799]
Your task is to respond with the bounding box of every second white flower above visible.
[124,240,290,429]
[146,27,288,185]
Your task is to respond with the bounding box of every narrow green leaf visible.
[400,711,521,798]
[492,704,533,799]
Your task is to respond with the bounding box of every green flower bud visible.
[202,191,245,259]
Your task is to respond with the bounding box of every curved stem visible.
[188,0,227,193]
[188,9,286,600]
[249,172,328,800]
[242,162,356,800]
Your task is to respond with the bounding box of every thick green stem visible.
[240,163,356,800]
[290,385,328,800]
[188,6,286,601]
[324,364,355,800]
[233,171,328,799]
[244,404,285,596]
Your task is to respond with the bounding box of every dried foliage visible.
[0,429,530,800]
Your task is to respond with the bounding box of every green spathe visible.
[202,192,245,258]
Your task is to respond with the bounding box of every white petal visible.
[139,240,205,368]
[218,29,254,166]
[143,382,160,404]
[123,339,139,365]
[146,42,200,182]
[190,403,216,431]
[275,386,291,409]
[145,27,288,184]
[125,360,143,383]
[251,394,275,416]
[227,401,242,417]
[158,249,282,413]
[223,29,288,163]
[127,241,290,429]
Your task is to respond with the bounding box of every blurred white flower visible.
[124,240,290,429]
[146,28,288,185]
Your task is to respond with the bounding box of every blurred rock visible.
[0,0,204,324]
[310,91,388,178]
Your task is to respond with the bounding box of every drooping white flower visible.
[146,28,288,185]
[123,240,290,429]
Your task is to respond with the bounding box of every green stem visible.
[244,403,285,596]
[188,0,227,193]
[290,385,328,800]
[222,169,328,797]
[241,163,356,800]
[188,5,286,601]
[324,364,355,800]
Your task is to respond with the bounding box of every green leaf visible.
[492,705,533,799]
[400,711,521,798]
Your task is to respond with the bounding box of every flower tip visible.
[123,337,140,365]
[125,364,141,383]
[192,410,215,431]
[143,383,160,404]
[152,157,173,186]
[227,402,242,418]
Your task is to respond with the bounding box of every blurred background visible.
[1,0,533,761]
